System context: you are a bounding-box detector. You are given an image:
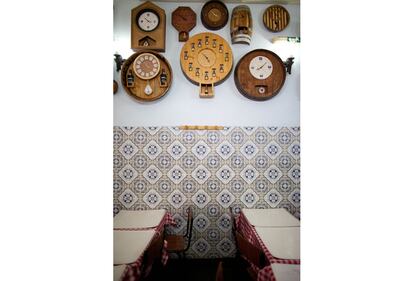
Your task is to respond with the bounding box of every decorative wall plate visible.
[121,51,172,102]
[172,6,197,42]
[201,1,229,30]
[234,49,286,101]
[230,5,252,45]
[131,1,166,52]
[180,32,233,98]
[263,5,290,32]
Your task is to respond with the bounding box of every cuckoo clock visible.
[131,1,166,52]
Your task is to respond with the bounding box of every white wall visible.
[113,1,300,126]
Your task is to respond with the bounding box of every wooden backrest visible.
[215,261,224,281]
[144,232,164,266]
[235,231,267,268]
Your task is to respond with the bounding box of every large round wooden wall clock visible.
[201,0,229,30]
[180,32,233,98]
[234,49,286,101]
[121,51,172,102]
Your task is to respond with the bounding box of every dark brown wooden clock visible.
[234,49,286,101]
[201,0,229,30]
[131,1,166,52]
[263,5,290,32]
[172,7,196,42]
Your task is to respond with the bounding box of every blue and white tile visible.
[192,189,211,209]
[216,165,235,184]
[191,140,211,160]
[216,141,235,160]
[264,189,283,208]
[167,140,187,160]
[194,213,211,233]
[191,164,211,184]
[143,189,162,209]
[264,165,282,184]
[143,140,162,160]
[167,165,187,184]
[288,164,301,184]
[240,188,259,208]
[216,189,235,208]
[167,189,187,209]
[240,140,258,160]
[240,165,259,184]
[143,165,162,184]
[119,140,138,160]
[118,164,138,184]
[118,188,138,208]
[264,141,282,159]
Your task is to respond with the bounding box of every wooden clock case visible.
[121,51,173,102]
[131,1,166,52]
[234,49,286,101]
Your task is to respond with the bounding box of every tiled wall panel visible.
[113,126,300,258]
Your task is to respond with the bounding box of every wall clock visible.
[263,5,290,32]
[131,1,166,52]
[180,32,233,98]
[172,7,196,42]
[234,49,286,101]
[230,5,252,45]
[121,51,172,102]
[201,1,229,30]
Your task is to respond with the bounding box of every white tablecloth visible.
[114,264,126,281]
[114,230,156,264]
[242,208,300,227]
[271,263,300,281]
[255,226,300,259]
[114,209,166,229]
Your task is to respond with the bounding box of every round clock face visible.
[201,1,229,30]
[137,10,160,32]
[249,56,273,80]
[133,53,160,80]
[180,32,233,86]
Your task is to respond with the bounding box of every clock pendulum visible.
[133,53,160,96]
[172,6,197,42]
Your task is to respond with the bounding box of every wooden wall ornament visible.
[201,1,229,31]
[180,32,233,98]
[263,5,290,32]
[230,5,252,45]
[121,51,172,102]
[172,7,196,42]
[234,49,286,101]
[131,1,166,52]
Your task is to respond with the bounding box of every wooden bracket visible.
[199,83,214,98]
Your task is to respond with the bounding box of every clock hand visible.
[144,17,151,23]
[202,54,210,63]
[211,10,219,17]
[180,15,187,21]
[257,62,267,70]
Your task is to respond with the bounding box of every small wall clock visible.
[230,5,252,45]
[180,32,233,98]
[172,7,197,42]
[131,1,166,52]
[201,1,229,30]
[234,49,286,101]
[263,5,290,32]
[121,51,172,102]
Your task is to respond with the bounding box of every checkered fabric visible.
[117,212,176,281]
[235,212,300,281]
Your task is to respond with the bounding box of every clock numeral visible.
[219,64,224,73]
[204,71,209,80]
[195,68,200,76]
[191,43,195,51]
[212,39,217,48]
[259,56,263,60]
[225,53,229,62]
[198,39,202,48]
[189,62,193,71]
[184,51,188,60]
[212,68,216,77]
[219,44,223,53]
[268,65,272,69]
[205,36,209,45]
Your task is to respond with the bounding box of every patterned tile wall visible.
[113,126,300,259]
